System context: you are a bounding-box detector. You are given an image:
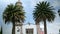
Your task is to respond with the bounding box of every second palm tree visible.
[33,1,55,34]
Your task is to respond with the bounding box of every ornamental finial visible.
[18,0,20,2]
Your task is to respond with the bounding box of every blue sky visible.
[0,0,60,34]
[0,0,60,24]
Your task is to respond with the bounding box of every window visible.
[17,27,20,32]
[17,29,20,32]
[26,29,33,34]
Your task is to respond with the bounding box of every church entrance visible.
[26,29,33,34]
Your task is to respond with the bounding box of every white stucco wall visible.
[15,24,37,34]
[15,26,21,34]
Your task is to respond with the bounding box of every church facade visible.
[15,23,44,34]
[15,23,37,34]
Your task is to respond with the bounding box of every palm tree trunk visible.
[12,23,15,34]
[36,22,40,34]
[12,14,15,34]
[44,20,47,34]
[1,26,2,34]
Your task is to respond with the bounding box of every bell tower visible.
[15,0,23,26]
[15,0,22,6]
[15,0,23,12]
[15,0,23,34]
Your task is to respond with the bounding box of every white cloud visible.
[30,0,46,7]
[51,0,60,8]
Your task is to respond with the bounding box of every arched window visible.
[17,27,20,32]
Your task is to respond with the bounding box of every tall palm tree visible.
[33,1,55,34]
[58,9,60,16]
[3,4,25,34]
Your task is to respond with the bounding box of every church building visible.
[15,0,44,34]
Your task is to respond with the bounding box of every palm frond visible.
[33,1,56,23]
[3,4,25,24]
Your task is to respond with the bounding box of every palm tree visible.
[3,4,25,34]
[58,9,60,16]
[33,1,55,34]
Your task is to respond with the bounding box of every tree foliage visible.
[3,4,25,24]
[33,1,55,23]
